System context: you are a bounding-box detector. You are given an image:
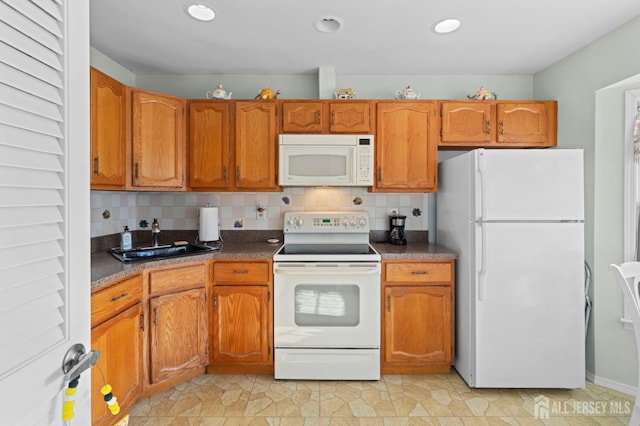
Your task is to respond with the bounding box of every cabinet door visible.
[212,285,271,364]
[282,102,323,132]
[497,102,553,145]
[375,102,437,192]
[383,286,452,365]
[132,90,185,189]
[149,288,208,383]
[189,102,230,189]
[90,67,127,189]
[329,102,371,133]
[440,102,494,145]
[235,102,277,190]
[91,304,143,426]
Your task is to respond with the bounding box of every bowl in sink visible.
[110,242,219,262]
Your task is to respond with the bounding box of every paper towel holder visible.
[199,205,220,243]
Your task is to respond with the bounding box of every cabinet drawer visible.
[149,262,207,295]
[385,262,452,284]
[213,262,270,284]
[91,273,143,327]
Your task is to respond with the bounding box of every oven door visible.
[273,262,380,348]
[278,145,357,186]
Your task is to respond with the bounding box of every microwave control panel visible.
[356,136,374,186]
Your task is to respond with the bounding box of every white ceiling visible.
[90,0,640,76]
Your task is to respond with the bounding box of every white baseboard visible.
[586,370,636,396]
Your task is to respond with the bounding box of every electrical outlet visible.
[389,208,399,215]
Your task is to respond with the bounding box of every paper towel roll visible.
[199,207,219,242]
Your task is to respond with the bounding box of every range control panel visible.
[284,211,370,233]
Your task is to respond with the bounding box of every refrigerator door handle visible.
[476,150,486,221]
[476,222,486,301]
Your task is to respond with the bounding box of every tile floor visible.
[127,372,634,425]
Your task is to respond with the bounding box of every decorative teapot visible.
[206,84,232,99]
[395,85,420,100]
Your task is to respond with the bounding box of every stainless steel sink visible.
[110,243,220,262]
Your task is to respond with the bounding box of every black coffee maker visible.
[389,214,407,245]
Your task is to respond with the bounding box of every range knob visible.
[358,217,367,227]
[296,218,304,227]
[349,217,357,227]
[341,217,349,226]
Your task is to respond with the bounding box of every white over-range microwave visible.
[278,134,374,186]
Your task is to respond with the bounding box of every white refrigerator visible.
[436,149,585,388]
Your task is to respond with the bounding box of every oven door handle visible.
[274,265,380,275]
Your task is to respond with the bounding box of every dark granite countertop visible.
[91,230,457,291]
[372,241,458,260]
[91,240,283,291]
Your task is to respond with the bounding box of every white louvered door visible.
[0,1,90,425]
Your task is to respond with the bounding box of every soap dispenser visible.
[121,226,132,250]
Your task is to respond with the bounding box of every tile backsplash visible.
[91,188,430,238]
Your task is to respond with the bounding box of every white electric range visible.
[273,211,381,380]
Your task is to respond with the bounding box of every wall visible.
[136,72,533,101]
[90,47,136,86]
[533,15,640,393]
[91,188,429,238]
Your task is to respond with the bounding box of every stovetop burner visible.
[274,211,381,262]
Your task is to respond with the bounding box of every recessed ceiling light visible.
[434,18,461,34]
[187,4,215,22]
[314,16,343,33]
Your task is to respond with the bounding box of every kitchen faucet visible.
[151,218,160,247]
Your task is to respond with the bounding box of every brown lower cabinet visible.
[146,262,209,387]
[209,260,273,374]
[381,259,455,374]
[149,287,208,383]
[91,273,143,426]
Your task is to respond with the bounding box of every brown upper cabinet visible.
[234,101,279,191]
[90,70,187,191]
[90,67,128,190]
[188,100,278,191]
[281,100,372,133]
[374,101,438,192]
[438,100,557,148]
[188,101,231,189]
[131,89,186,190]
